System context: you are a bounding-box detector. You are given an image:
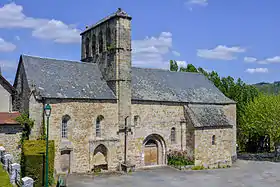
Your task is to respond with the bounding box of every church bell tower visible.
[80,8,132,129]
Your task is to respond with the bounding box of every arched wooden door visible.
[144,139,158,166]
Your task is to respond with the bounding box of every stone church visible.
[13,8,236,174]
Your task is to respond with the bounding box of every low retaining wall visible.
[238,152,280,162]
[0,146,34,187]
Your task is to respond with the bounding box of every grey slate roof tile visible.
[131,67,234,104]
[185,104,234,128]
[21,55,116,100]
[21,55,235,104]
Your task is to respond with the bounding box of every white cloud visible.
[245,68,268,74]
[263,56,280,63]
[197,45,246,60]
[132,32,173,68]
[0,3,80,43]
[172,51,180,57]
[244,56,280,64]
[244,57,257,63]
[186,0,208,6]
[0,38,16,52]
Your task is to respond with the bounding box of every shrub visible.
[22,140,55,187]
[191,165,205,170]
[167,150,194,167]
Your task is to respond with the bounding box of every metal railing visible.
[15,168,23,187]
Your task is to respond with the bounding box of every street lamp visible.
[44,104,51,187]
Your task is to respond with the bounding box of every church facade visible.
[13,9,236,174]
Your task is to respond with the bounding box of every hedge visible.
[22,140,55,187]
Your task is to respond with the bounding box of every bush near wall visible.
[22,140,55,187]
[167,150,194,167]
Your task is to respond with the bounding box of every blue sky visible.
[0,0,280,84]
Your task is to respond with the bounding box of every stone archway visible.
[93,144,108,171]
[143,134,167,166]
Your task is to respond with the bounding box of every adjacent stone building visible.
[13,8,237,174]
[0,72,14,112]
[0,72,21,162]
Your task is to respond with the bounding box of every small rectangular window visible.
[212,135,216,145]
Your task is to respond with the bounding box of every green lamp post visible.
[44,104,51,187]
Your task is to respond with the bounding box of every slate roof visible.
[184,105,233,128]
[132,67,234,104]
[19,55,234,104]
[0,74,15,94]
[21,55,116,100]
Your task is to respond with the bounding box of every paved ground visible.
[68,160,280,187]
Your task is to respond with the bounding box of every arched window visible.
[85,37,90,58]
[106,27,111,48]
[134,115,140,127]
[61,115,70,139]
[98,31,103,53]
[92,34,96,55]
[212,135,216,145]
[96,115,104,137]
[171,127,176,144]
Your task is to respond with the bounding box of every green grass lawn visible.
[0,163,12,187]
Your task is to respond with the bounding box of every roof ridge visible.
[132,66,205,75]
[21,54,94,65]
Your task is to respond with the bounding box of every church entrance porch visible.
[143,134,167,166]
[93,144,108,171]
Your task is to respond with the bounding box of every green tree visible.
[169,62,260,151]
[240,94,280,153]
[170,60,178,72]
[180,64,198,73]
[15,113,34,143]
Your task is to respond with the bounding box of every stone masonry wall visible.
[193,103,236,168]
[13,60,30,113]
[0,125,22,162]
[194,127,233,168]
[223,104,237,160]
[129,102,189,168]
[29,93,43,140]
[45,99,120,174]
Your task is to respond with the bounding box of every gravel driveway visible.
[68,160,280,187]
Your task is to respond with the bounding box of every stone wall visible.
[0,146,34,187]
[45,98,120,174]
[29,93,43,140]
[194,127,233,168]
[13,59,30,113]
[0,125,22,163]
[129,102,188,168]
[223,104,237,160]
[192,104,236,168]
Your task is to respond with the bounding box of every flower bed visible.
[167,150,194,170]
